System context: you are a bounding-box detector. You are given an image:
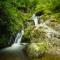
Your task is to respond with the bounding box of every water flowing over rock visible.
[35,20,60,39]
[0,30,28,60]
[12,30,24,46]
[0,13,60,59]
[26,14,60,57]
[31,13,60,39]
[31,14,39,27]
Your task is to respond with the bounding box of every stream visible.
[0,14,60,60]
[0,52,60,60]
[0,30,28,60]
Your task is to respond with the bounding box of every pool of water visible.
[0,51,60,60]
[0,51,29,60]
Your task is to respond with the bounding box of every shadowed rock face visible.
[35,11,44,16]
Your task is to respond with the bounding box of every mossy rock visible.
[31,28,47,43]
[26,42,50,58]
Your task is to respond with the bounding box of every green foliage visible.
[0,0,32,46]
[27,42,50,58]
[23,25,34,43]
[31,28,47,43]
[0,0,60,47]
[0,1,25,46]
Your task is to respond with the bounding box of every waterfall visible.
[14,30,24,44]
[0,29,28,60]
[35,20,60,38]
[11,30,25,47]
[32,14,38,27]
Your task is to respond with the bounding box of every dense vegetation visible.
[0,0,60,50]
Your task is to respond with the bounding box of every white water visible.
[1,30,24,51]
[31,14,60,38]
[1,14,60,59]
[32,14,39,27]
[1,30,28,60]
[14,30,24,43]
[1,29,28,52]
[12,30,24,47]
[35,20,60,38]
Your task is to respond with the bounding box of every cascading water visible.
[11,30,24,47]
[31,13,60,38]
[0,14,60,60]
[32,14,39,27]
[0,30,28,60]
[1,29,27,51]
[35,19,60,38]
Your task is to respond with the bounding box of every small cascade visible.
[35,20,60,38]
[31,13,60,38]
[14,30,24,44]
[11,30,24,47]
[1,30,25,51]
[1,30,28,60]
[32,14,39,27]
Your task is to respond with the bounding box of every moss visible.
[23,25,34,43]
[0,0,60,48]
[31,28,47,43]
[27,42,50,58]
